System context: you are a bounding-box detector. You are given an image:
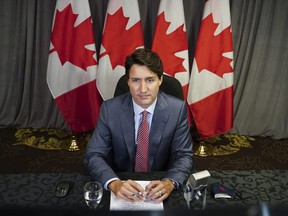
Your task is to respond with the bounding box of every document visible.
[110,181,164,211]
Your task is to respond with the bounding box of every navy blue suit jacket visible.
[84,92,193,187]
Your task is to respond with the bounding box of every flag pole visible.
[68,134,80,151]
[194,139,213,157]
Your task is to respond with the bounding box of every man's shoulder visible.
[106,92,131,103]
[159,91,185,104]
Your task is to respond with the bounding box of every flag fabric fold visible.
[151,0,190,99]
[96,0,144,100]
[187,0,234,138]
[47,0,102,132]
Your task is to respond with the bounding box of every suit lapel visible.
[149,93,169,168]
[119,96,136,161]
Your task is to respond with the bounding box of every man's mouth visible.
[139,95,149,99]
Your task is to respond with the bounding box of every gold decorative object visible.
[12,128,254,155]
[193,134,255,157]
[68,136,80,151]
[194,140,213,157]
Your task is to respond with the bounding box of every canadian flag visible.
[47,0,102,132]
[187,0,234,138]
[151,0,190,99]
[96,0,144,100]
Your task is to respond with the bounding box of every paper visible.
[110,181,164,211]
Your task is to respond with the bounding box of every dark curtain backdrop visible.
[0,0,287,139]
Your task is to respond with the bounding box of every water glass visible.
[84,181,103,209]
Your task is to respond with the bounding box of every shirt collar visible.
[132,98,157,116]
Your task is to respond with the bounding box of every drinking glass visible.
[84,181,103,209]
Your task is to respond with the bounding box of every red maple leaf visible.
[99,7,144,69]
[152,12,187,77]
[195,14,233,78]
[49,4,97,71]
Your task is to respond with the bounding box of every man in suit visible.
[84,48,193,202]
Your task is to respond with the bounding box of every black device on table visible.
[55,181,72,198]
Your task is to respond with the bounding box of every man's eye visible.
[131,79,139,83]
[147,79,154,83]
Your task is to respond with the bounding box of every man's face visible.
[128,64,163,109]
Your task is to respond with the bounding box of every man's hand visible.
[144,179,175,202]
[108,179,145,202]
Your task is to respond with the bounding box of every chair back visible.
[114,74,184,100]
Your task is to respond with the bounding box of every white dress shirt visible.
[132,98,157,144]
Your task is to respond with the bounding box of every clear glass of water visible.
[84,181,103,209]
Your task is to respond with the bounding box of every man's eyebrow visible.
[130,76,156,80]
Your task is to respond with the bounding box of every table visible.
[1,170,288,215]
[0,172,186,209]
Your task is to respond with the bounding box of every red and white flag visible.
[47,0,102,132]
[187,0,234,138]
[97,0,144,100]
[152,0,190,99]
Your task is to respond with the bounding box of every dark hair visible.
[125,48,163,79]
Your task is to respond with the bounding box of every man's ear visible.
[159,75,163,86]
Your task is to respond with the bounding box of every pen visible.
[130,192,143,197]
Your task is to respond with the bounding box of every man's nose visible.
[140,81,147,92]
